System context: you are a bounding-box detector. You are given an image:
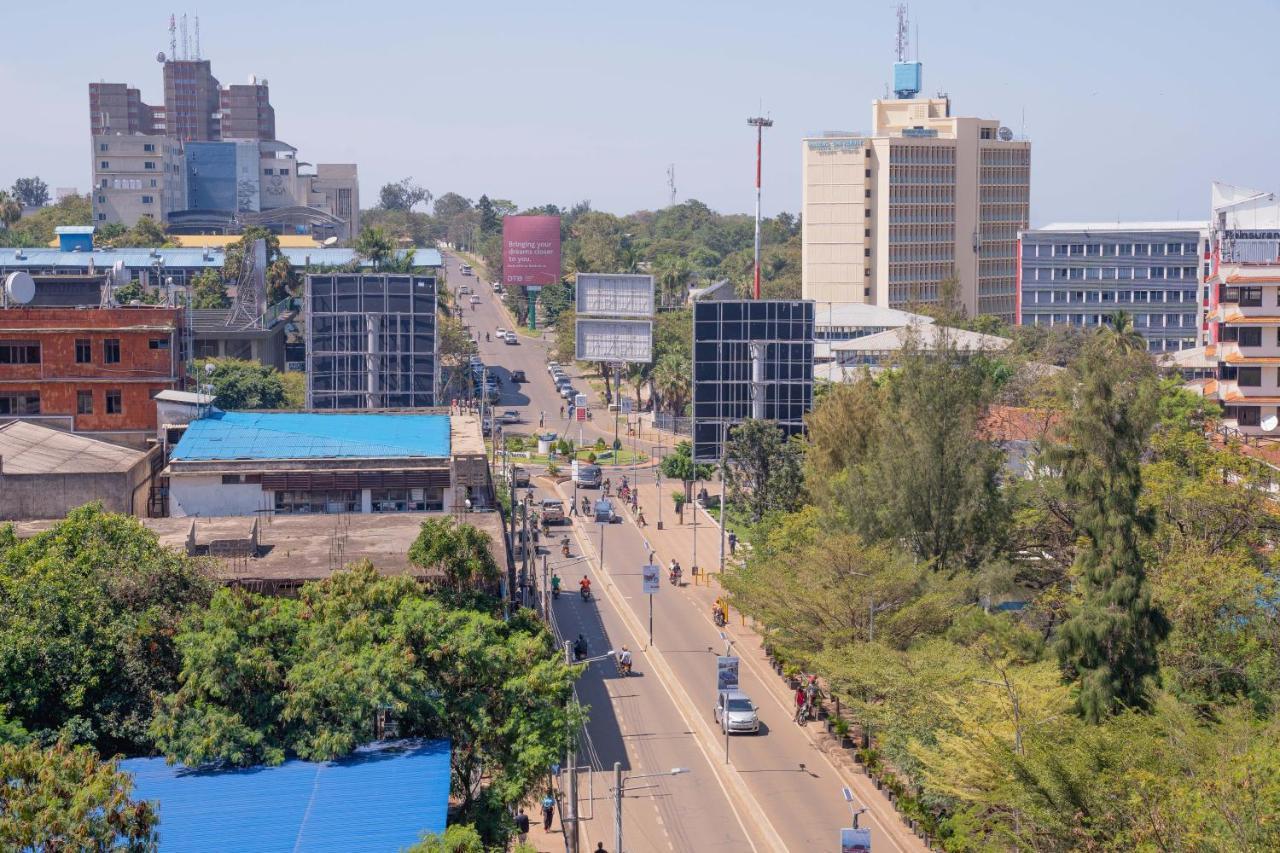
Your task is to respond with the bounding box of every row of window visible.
[980,149,1031,166]
[261,167,291,176]
[99,142,158,153]
[1025,289,1197,305]
[1028,266,1200,282]
[890,145,955,165]
[1026,241,1201,258]
[1220,326,1275,347]
[1023,313,1198,337]
[0,390,123,416]
[0,338,168,366]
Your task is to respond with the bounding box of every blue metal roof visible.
[119,739,450,853]
[172,411,452,461]
[0,246,442,270]
[54,225,96,235]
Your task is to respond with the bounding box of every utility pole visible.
[564,641,580,853]
[747,116,774,299]
[718,423,727,575]
[614,762,623,853]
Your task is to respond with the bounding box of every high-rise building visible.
[89,83,163,136]
[219,79,276,140]
[1018,223,1208,352]
[91,134,186,225]
[162,59,221,142]
[1203,184,1280,436]
[802,63,1029,324]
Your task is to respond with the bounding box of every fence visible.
[651,413,692,436]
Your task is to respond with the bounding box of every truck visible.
[540,499,565,525]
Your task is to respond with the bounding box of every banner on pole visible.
[841,827,871,853]
[716,656,739,691]
[642,564,660,594]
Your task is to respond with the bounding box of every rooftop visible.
[155,389,215,405]
[172,412,452,462]
[814,302,935,328]
[831,323,1010,353]
[0,246,442,270]
[118,739,450,853]
[0,421,146,474]
[1032,221,1208,233]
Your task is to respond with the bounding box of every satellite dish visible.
[3,272,35,305]
[322,236,338,247]
[997,126,1013,141]
[156,51,167,63]
[1263,415,1278,433]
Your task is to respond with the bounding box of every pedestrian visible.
[560,405,565,419]
[637,508,647,527]
[569,499,578,517]
[539,411,545,428]
[728,531,737,556]
[514,809,530,843]
[541,791,555,831]
[594,844,608,853]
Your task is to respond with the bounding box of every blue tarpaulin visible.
[171,411,451,461]
[119,739,451,852]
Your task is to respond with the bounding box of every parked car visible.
[500,410,521,424]
[575,463,602,488]
[458,284,472,295]
[469,294,481,305]
[510,466,530,488]
[492,282,502,293]
[560,386,578,400]
[496,327,507,337]
[547,361,559,373]
[714,690,760,734]
[504,332,518,345]
[510,369,527,383]
[540,499,565,524]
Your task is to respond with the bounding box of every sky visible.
[3,0,1279,225]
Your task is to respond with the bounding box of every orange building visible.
[0,306,184,447]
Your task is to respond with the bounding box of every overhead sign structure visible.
[642,564,661,594]
[716,656,740,691]
[501,216,561,287]
[575,319,653,364]
[576,274,655,318]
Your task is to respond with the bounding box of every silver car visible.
[714,689,760,734]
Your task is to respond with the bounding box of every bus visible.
[459,264,473,276]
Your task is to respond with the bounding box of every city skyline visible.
[3,0,1278,222]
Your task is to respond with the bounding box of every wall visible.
[0,445,157,520]
[169,474,269,518]
[186,142,237,211]
[801,139,869,305]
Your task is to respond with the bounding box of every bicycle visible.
[794,701,810,726]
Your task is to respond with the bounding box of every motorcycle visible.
[669,567,681,586]
[616,657,632,677]
[573,640,588,661]
[713,607,727,628]
[561,538,571,558]
[552,585,560,600]
[580,586,592,602]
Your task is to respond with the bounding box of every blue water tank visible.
[893,61,922,99]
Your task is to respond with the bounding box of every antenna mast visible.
[180,14,188,59]
[194,15,200,59]
[667,164,677,207]
[896,3,909,62]
[168,14,177,59]
[746,115,773,299]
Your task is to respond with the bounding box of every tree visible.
[189,269,229,309]
[104,217,169,248]
[0,193,90,248]
[112,280,161,305]
[1049,333,1169,722]
[659,440,712,499]
[355,225,397,269]
[802,376,881,508]
[651,352,690,417]
[0,191,21,229]
[724,419,805,523]
[553,306,577,363]
[477,195,499,234]
[405,824,485,853]
[198,358,288,409]
[0,505,214,755]
[0,740,158,850]
[379,177,432,212]
[407,518,502,600]
[9,176,50,209]
[1101,310,1147,357]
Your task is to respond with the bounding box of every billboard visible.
[575,319,653,363]
[716,656,740,691]
[642,564,661,594]
[502,216,561,287]
[576,274,655,317]
[841,828,871,853]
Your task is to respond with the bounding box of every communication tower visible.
[892,4,922,99]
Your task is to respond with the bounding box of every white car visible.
[496,327,507,337]
[458,285,471,295]
[547,361,559,373]
[504,331,518,345]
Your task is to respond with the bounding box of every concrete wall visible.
[170,474,268,518]
[0,445,157,520]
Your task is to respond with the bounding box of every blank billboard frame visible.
[575,318,654,364]
[575,273,655,318]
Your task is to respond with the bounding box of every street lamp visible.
[613,763,688,853]
[842,786,868,829]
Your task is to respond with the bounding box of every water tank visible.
[3,272,35,305]
[893,61,922,99]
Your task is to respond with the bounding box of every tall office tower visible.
[801,39,1029,323]
[162,59,221,141]
[89,83,163,136]
[1018,223,1209,352]
[219,79,276,140]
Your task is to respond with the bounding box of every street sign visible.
[576,406,587,422]
[642,564,660,594]
[574,393,588,408]
[621,397,633,415]
[716,656,739,691]
[841,827,871,852]
[571,459,580,480]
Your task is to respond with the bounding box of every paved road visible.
[447,251,923,853]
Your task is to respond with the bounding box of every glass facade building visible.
[1018,223,1209,352]
[304,274,438,410]
[691,300,814,462]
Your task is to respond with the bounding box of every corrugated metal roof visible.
[119,739,450,853]
[0,247,442,270]
[54,225,96,235]
[171,411,452,461]
[0,421,145,474]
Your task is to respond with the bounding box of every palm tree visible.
[0,191,21,230]
[1101,310,1147,356]
[654,256,691,308]
[652,352,691,416]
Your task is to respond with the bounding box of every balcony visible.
[1216,342,1280,365]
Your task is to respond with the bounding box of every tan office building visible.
[802,96,1030,323]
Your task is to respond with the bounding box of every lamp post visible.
[613,763,689,853]
[842,786,868,829]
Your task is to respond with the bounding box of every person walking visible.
[541,791,555,831]
[514,809,530,843]
[560,405,565,419]
[539,411,545,428]
[728,531,737,556]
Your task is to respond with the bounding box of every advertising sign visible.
[576,406,587,422]
[621,398,633,415]
[840,828,871,853]
[576,273,655,317]
[502,216,561,287]
[716,656,740,691]
[642,564,660,594]
[571,459,579,480]
[575,319,653,363]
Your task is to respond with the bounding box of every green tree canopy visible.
[198,358,288,409]
[190,268,229,309]
[9,176,49,208]
[379,177,432,212]
[724,419,805,523]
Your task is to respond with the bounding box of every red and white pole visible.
[747,117,773,299]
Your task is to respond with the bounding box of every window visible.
[864,228,871,237]
[1240,287,1264,307]
[143,143,156,152]
[274,489,360,514]
[371,488,432,512]
[865,169,871,178]
[0,393,39,415]
[77,390,94,414]
[865,208,871,217]
[141,195,154,204]
[75,338,91,363]
[1240,327,1263,347]
[1119,244,1133,256]
[1069,244,1085,256]
[865,189,871,198]
[1149,267,1165,279]
[143,161,156,170]
[97,195,105,203]
[864,248,871,257]
[97,213,106,221]
[1236,406,1261,427]
[0,341,40,364]
[1167,242,1182,255]
[148,338,170,350]
[100,161,109,169]
[99,143,108,152]
[150,179,157,188]
[264,168,274,175]
[105,390,122,414]
[1102,244,1116,256]
[279,168,289,176]
[103,339,120,363]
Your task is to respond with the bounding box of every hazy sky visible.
[3,0,1278,225]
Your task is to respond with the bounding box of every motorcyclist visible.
[574,634,588,660]
[551,573,561,598]
[668,559,682,584]
[714,597,729,626]
[617,645,632,674]
[804,674,821,718]
[579,576,592,599]
[561,537,571,557]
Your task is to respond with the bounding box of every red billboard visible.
[502,215,561,287]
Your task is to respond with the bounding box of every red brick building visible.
[0,307,184,447]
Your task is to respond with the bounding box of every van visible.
[575,463,602,489]
[460,264,473,276]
